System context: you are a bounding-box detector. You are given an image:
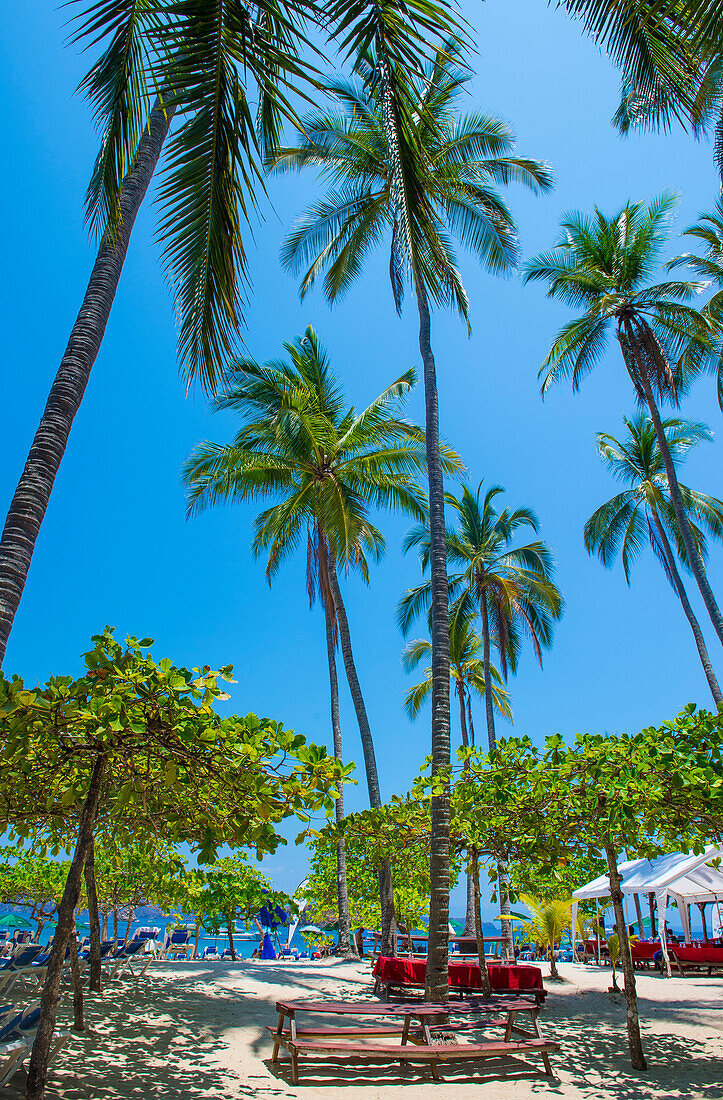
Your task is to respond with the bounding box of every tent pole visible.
[595,898,600,966]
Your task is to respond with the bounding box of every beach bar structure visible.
[572,846,723,975]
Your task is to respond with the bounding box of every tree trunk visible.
[697,902,709,943]
[471,848,491,996]
[326,553,396,955]
[467,694,476,747]
[480,599,497,752]
[0,99,174,666]
[228,925,236,961]
[323,582,356,959]
[629,349,723,648]
[25,754,105,1100]
[101,911,108,942]
[83,838,102,992]
[480,601,512,955]
[68,918,84,1033]
[649,507,722,702]
[414,280,451,1003]
[457,681,476,938]
[113,910,118,940]
[123,910,134,944]
[603,840,647,1071]
[549,947,559,980]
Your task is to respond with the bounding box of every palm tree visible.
[520,895,572,980]
[402,615,512,740]
[671,198,723,394]
[183,326,458,955]
[399,483,562,751]
[523,194,723,651]
[559,2,723,174]
[399,481,562,952]
[403,612,512,933]
[271,40,552,998]
[0,0,463,673]
[585,413,723,703]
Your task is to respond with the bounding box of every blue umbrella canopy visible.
[256,904,288,929]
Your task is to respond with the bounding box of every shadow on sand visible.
[1,961,721,1098]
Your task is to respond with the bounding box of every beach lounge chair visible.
[0,1000,69,1087]
[104,939,146,980]
[0,946,44,996]
[161,930,194,959]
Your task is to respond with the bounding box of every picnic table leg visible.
[291,1050,299,1086]
[272,1011,285,1063]
[399,1014,411,1067]
[531,1011,555,1077]
[504,1011,516,1043]
[422,1022,440,1081]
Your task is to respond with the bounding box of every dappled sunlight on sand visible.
[4,959,722,1098]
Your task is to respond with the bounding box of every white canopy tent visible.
[572,847,723,976]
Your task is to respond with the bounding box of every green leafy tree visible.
[524,194,723,653]
[0,627,344,1100]
[305,800,461,940]
[585,412,723,702]
[190,856,295,960]
[272,40,552,998]
[0,0,463,670]
[183,326,446,954]
[0,850,69,941]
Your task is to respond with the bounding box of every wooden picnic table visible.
[269,997,558,1084]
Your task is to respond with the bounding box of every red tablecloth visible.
[670,945,723,965]
[372,956,544,992]
[630,941,660,960]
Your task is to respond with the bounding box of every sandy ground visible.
[5,958,723,1099]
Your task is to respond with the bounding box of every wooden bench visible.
[278,1037,559,1083]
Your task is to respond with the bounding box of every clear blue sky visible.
[1,1,721,919]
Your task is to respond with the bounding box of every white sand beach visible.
[7,959,723,1099]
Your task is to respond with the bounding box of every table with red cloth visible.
[669,944,723,975]
[372,956,545,1002]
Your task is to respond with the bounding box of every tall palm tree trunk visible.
[26,755,106,1100]
[326,554,397,955]
[480,598,512,955]
[456,679,476,937]
[0,99,173,665]
[479,600,496,752]
[323,590,356,958]
[649,508,723,703]
[623,330,723,648]
[414,279,451,1003]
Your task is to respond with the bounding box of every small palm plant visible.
[520,895,573,980]
[524,194,723,647]
[585,412,723,703]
